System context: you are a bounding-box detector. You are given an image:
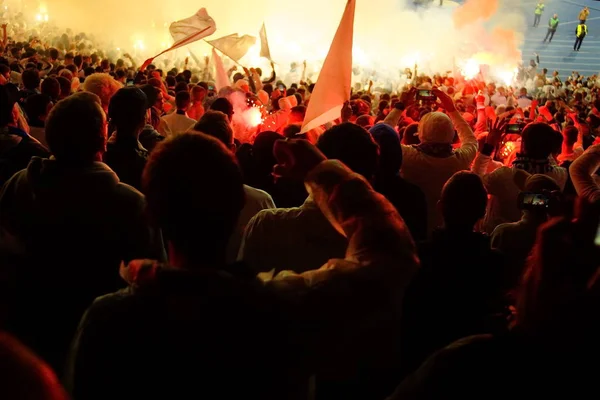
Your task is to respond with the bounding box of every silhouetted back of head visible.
[41,77,60,101]
[193,111,234,147]
[521,122,557,159]
[46,92,106,165]
[0,333,68,400]
[440,171,488,230]
[210,97,234,121]
[253,131,283,175]
[22,68,40,91]
[140,84,160,109]
[142,133,245,265]
[24,94,52,121]
[175,90,191,111]
[108,87,148,133]
[370,124,402,176]
[317,122,379,180]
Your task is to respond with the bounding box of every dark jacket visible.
[0,126,49,187]
[399,229,509,378]
[103,134,149,191]
[0,157,164,372]
[66,260,298,400]
[390,330,600,400]
[66,160,420,400]
[374,174,428,242]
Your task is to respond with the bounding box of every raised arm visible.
[433,88,477,163]
[569,144,600,203]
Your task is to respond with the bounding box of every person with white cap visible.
[383,87,478,235]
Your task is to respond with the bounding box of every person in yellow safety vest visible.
[579,7,590,23]
[544,14,559,43]
[533,1,545,27]
[574,22,588,52]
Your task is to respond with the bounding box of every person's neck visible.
[115,128,140,142]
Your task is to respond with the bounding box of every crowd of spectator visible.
[1,18,599,400]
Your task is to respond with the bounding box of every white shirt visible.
[490,93,508,106]
[227,185,275,264]
[159,111,196,137]
[517,96,532,109]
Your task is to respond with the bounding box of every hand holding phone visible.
[416,89,436,102]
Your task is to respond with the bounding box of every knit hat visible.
[418,111,455,143]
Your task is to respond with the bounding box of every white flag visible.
[169,8,217,44]
[207,34,257,62]
[212,48,231,91]
[141,8,216,70]
[259,23,271,60]
[301,0,355,133]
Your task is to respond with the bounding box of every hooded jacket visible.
[0,157,164,373]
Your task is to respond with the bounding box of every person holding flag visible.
[533,1,545,27]
[543,13,559,43]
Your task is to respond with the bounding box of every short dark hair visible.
[45,93,106,164]
[40,77,60,100]
[142,133,245,263]
[108,87,147,131]
[317,123,379,180]
[175,91,191,110]
[139,84,160,109]
[22,68,40,91]
[175,81,189,93]
[64,52,74,60]
[210,97,234,121]
[49,48,59,60]
[441,171,488,228]
[283,124,302,138]
[193,111,233,146]
[56,76,71,98]
[521,122,558,159]
[115,68,126,79]
[24,94,52,120]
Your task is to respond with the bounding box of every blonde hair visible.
[82,73,122,111]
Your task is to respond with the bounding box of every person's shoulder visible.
[111,179,146,210]
[82,287,136,326]
[243,184,274,205]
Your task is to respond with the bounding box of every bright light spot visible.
[353,46,369,67]
[134,39,145,51]
[244,107,263,128]
[499,69,515,86]
[116,48,120,51]
[36,14,42,21]
[44,14,49,22]
[401,53,421,68]
[461,59,480,80]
